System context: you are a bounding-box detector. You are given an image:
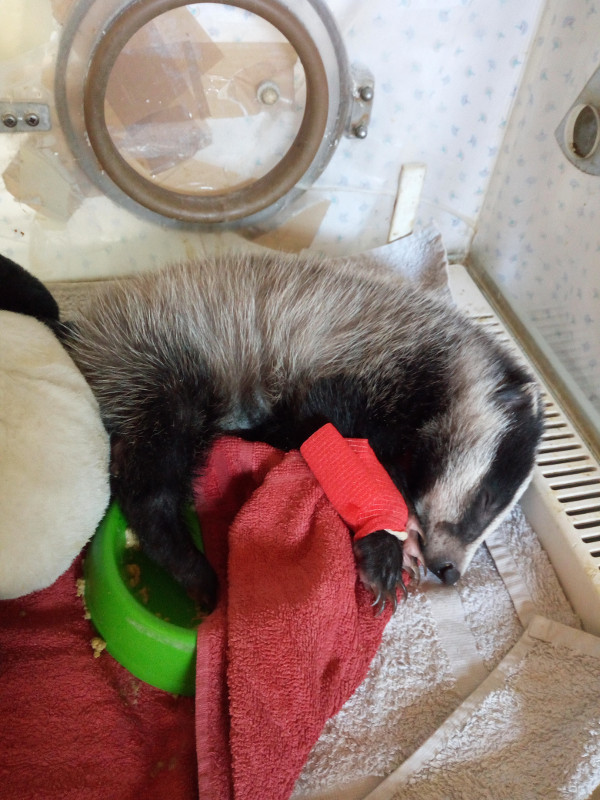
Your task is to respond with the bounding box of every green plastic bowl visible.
[83,501,205,696]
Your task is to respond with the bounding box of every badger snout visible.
[421,523,466,585]
[427,559,461,585]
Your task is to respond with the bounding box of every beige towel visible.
[363,616,600,800]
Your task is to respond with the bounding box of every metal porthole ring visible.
[82,0,331,224]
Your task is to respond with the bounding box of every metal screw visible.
[25,113,40,127]
[2,113,17,128]
[353,124,368,139]
[359,85,374,102]
[257,81,280,106]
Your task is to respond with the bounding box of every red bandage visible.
[300,423,409,541]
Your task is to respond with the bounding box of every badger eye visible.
[479,488,494,511]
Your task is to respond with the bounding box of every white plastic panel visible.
[0,0,543,279]
[470,0,600,445]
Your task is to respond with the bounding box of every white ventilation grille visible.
[474,312,600,565]
[538,402,600,544]
[449,265,600,635]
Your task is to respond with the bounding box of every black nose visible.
[433,563,461,585]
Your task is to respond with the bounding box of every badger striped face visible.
[411,371,543,585]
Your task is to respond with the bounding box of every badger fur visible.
[63,252,543,611]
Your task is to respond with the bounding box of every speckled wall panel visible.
[471,0,600,434]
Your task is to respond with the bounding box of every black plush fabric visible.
[0,254,60,324]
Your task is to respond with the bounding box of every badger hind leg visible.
[110,412,218,613]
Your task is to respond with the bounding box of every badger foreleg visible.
[353,513,425,613]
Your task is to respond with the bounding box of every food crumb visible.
[138,586,150,605]
[91,637,107,658]
[126,563,141,588]
[77,578,91,619]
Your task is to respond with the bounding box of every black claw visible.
[399,577,408,601]
[354,530,414,615]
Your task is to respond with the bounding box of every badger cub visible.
[64,252,543,612]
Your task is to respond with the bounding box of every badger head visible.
[408,366,543,585]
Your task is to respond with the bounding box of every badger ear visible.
[495,380,540,414]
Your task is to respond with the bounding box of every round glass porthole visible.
[55,0,352,227]
[564,103,600,160]
[102,8,308,196]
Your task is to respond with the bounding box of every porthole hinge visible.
[346,63,374,140]
[0,103,51,132]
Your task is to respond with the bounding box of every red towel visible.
[0,558,197,800]
[194,435,400,800]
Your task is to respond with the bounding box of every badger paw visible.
[168,549,219,614]
[353,518,424,614]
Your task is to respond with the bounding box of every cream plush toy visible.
[0,255,110,599]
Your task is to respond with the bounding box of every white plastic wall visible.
[471,0,600,440]
[0,0,543,280]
